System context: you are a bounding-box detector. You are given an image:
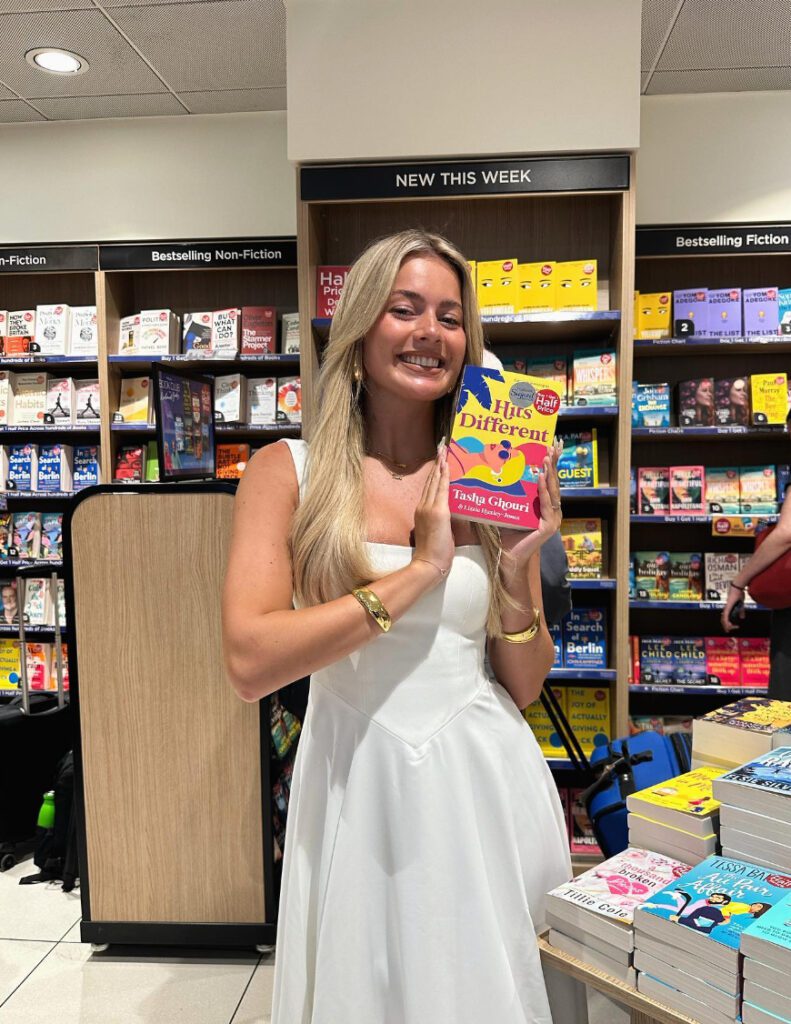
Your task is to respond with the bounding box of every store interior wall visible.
[285,0,641,162]
[638,91,791,224]
[0,110,295,244]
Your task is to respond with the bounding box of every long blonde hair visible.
[290,229,518,636]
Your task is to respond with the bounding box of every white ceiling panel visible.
[109,0,286,91]
[0,0,93,10]
[34,91,187,118]
[182,86,285,112]
[0,98,44,120]
[641,0,683,71]
[0,8,170,96]
[658,0,791,71]
[0,82,17,97]
[647,66,791,93]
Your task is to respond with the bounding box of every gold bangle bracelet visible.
[500,607,541,644]
[352,587,392,633]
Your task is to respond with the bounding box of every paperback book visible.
[72,445,100,490]
[678,377,716,427]
[668,552,704,602]
[7,444,37,491]
[626,766,723,836]
[562,607,607,669]
[637,468,670,515]
[12,512,41,559]
[632,382,671,428]
[69,306,98,356]
[740,893,791,973]
[241,306,276,355]
[669,467,706,516]
[560,518,604,578]
[693,700,791,770]
[447,366,561,530]
[712,747,791,823]
[216,444,250,480]
[277,377,302,425]
[46,378,75,424]
[527,358,567,404]
[40,512,62,560]
[634,551,671,601]
[706,467,741,514]
[34,305,70,355]
[182,312,213,357]
[517,263,556,313]
[556,429,598,488]
[566,686,610,757]
[571,350,616,406]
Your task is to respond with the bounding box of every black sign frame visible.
[0,246,98,273]
[99,238,298,271]
[300,155,630,202]
[637,224,791,257]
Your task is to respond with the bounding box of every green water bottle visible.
[37,791,55,830]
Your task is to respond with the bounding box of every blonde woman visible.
[223,230,585,1024]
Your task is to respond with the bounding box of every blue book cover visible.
[778,464,790,501]
[715,746,791,798]
[741,893,791,956]
[37,444,64,493]
[632,382,672,428]
[7,444,35,491]
[557,429,598,488]
[671,637,708,686]
[639,636,675,686]
[638,855,791,950]
[548,622,562,669]
[72,445,100,491]
[40,512,62,560]
[779,288,791,329]
[563,607,607,669]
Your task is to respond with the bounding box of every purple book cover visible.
[674,289,709,337]
[743,288,779,336]
[708,288,742,338]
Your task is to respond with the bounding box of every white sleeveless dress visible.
[271,439,585,1024]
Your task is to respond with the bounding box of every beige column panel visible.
[287,0,641,162]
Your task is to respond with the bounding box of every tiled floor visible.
[0,853,626,1024]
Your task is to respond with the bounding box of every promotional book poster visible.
[156,372,214,479]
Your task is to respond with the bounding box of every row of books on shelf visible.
[1,443,98,493]
[0,639,68,691]
[0,306,97,357]
[633,373,789,428]
[0,373,100,426]
[0,512,62,561]
[547,699,791,1019]
[636,286,791,339]
[630,551,755,603]
[116,374,303,427]
[316,260,603,318]
[629,635,770,690]
[548,607,607,670]
[0,576,65,628]
[113,440,264,481]
[524,686,609,759]
[502,351,616,407]
[632,464,789,517]
[118,307,299,358]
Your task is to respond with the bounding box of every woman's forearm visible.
[734,521,791,589]
[223,559,440,701]
[488,555,554,711]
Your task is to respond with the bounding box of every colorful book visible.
[706,467,741,514]
[712,748,791,823]
[705,636,741,687]
[678,377,716,427]
[704,551,742,603]
[668,552,705,602]
[144,441,159,483]
[113,446,144,482]
[674,289,709,337]
[556,429,598,488]
[523,686,566,758]
[672,636,707,685]
[12,512,41,558]
[637,467,670,515]
[448,366,561,530]
[634,855,791,970]
[751,373,789,426]
[315,267,350,318]
[117,376,152,423]
[571,350,617,406]
[72,445,101,490]
[632,382,671,428]
[561,518,604,578]
[37,444,72,493]
[40,512,62,560]
[216,444,250,480]
[669,466,706,516]
[241,306,276,355]
[562,607,607,669]
[740,638,771,689]
[182,312,213,356]
[740,465,778,515]
[634,551,671,600]
[517,262,556,313]
[23,578,50,626]
[566,686,610,757]
[277,376,302,425]
[715,376,751,426]
[741,893,791,973]
[693,700,791,770]
[626,767,723,836]
[0,639,21,689]
[639,636,676,686]
[526,357,567,404]
[569,787,602,856]
[7,444,37,491]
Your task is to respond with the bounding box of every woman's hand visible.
[499,443,563,572]
[721,583,746,633]
[412,443,455,576]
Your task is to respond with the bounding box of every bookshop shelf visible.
[632,425,785,439]
[109,353,299,371]
[549,669,617,682]
[630,685,768,696]
[0,356,98,367]
[0,424,100,434]
[631,513,779,525]
[629,599,770,612]
[635,336,791,355]
[562,487,618,499]
[0,558,63,569]
[2,491,75,501]
[558,406,619,420]
[570,579,617,590]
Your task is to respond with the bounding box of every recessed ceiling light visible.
[25,48,89,75]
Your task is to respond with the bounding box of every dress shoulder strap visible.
[280,438,309,503]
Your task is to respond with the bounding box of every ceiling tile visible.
[658,0,791,71]
[98,0,227,5]
[641,71,652,93]
[109,0,286,91]
[0,97,45,120]
[0,8,168,97]
[641,0,683,72]
[0,0,93,10]
[181,86,285,113]
[34,91,187,118]
[647,66,791,94]
[0,81,17,97]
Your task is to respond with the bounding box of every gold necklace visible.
[366,448,434,481]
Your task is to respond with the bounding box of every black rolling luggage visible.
[0,573,72,872]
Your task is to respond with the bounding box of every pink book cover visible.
[547,847,691,924]
[448,365,561,531]
[739,637,771,688]
[669,465,706,516]
[704,636,741,688]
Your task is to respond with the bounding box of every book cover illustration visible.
[669,467,706,516]
[708,288,742,337]
[113,446,144,482]
[632,382,671,428]
[572,350,616,406]
[8,444,36,491]
[567,686,610,756]
[0,577,18,625]
[634,551,671,600]
[72,445,100,490]
[560,518,604,578]
[741,893,791,955]
[673,289,709,337]
[26,643,50,690]
[678,378,715,427]
[0,514,12,560]
[569,787,602,856]
[672,636,707,685]
[629,766,723,818]
[700,700,791,735]
[12,512,41,559]
[715,377,751,426]
[40,512,62,560]
[23,578,48,625]
[556,429,598,488]
[668,552,704,602]
[706,467,741,514]
[182,312,213,356]
[0,638,21,689]
[637,468,670,515]
[714,747,791,798]
[241,306,276,355]
[548,848,691,923]
[638,636,675,686]
[526,358,567,403]
[69,306,98,356]
[447,366,561,530]
[740,465,778,514]
[563,607,607,669]
[751,373,788,425]
[636,855,791,948]
[277,377,302,425]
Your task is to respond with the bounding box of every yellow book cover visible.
[556,260,598,311]
[750,372,789,425]
[477,259,519,315]
[629,766,723,818]
[567,686,610,757]
[118,376,151,423]
[700,699,791,734]
[0,638,21,690]
[523,687,567,758]
[448,365,562,530]
[637,292,672,339]
[516,262,556,312]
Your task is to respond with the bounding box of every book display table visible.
[538,936,703,1024]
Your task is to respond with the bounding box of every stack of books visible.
[545,847,691,987]
[692,699,791,771]
[626,766,723,865]
[712,748,791,872]
[740,895,791,1024]
[633,855,791,1024]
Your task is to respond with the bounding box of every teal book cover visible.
[742,893,791,955]
[638,855,791,950]
[716,746,791,797]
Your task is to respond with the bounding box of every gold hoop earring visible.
[352,344,363,401]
